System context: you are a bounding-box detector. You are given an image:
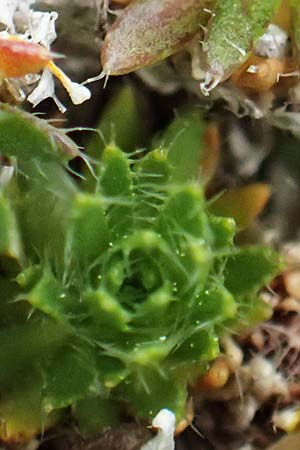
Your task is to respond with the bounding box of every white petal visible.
[28,10,58,48]
[27,68,66,113]
[0,0,19,32]
[65,82,91,105]
[0,166,14,187]
[140,410,175,450]
[255,24,288,59]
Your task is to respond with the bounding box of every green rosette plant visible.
[0,101,281,445]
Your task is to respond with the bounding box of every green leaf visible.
[119,368,187,422]
[126,341,170,367]
[84,288,131,337]
[133,282,175,326]
[0,372,59,444]
[225,247,283,295]
[250,0,281,40]
[208,216,236,250]
[133,149,170,226]
[66,192,110,271]
[73,397,122,434]
[27,272,70,326]
[96,355,130,389]
[87,84,147,160]
[170,329,220,363]
[202,0,280,87]
[16,265,42,290]
[157,109,205,183]
[0,103,79,164]
[203,0,252,83]
[194,284,237,322]
[100,145,134,238]
[156,186,211,241]
[234,295,273,329]
[0,192,23,274]
[42,346,101,413]
[0,106,77,263]
[0,320,70,385]
[0,277,26,328]
[13,160,76,264]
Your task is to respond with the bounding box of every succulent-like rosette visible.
[0,104,280,444]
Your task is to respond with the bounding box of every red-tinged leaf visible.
[201,123,221,182]
[0,37,51,79]
[101,0,204,75]
[209,184,271,229]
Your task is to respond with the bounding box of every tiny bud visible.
[194,357,230,390]
[0,36,51,79]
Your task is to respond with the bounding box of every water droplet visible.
[98,274,102,280]
[60,293,66,299]
[159,336,167,342]
[204,289,209,295]
[190,343,194,348]
[195,320,200,325]
[109,242,114,247]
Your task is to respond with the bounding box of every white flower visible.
[140,409,175,450]
[0,0,91,111]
